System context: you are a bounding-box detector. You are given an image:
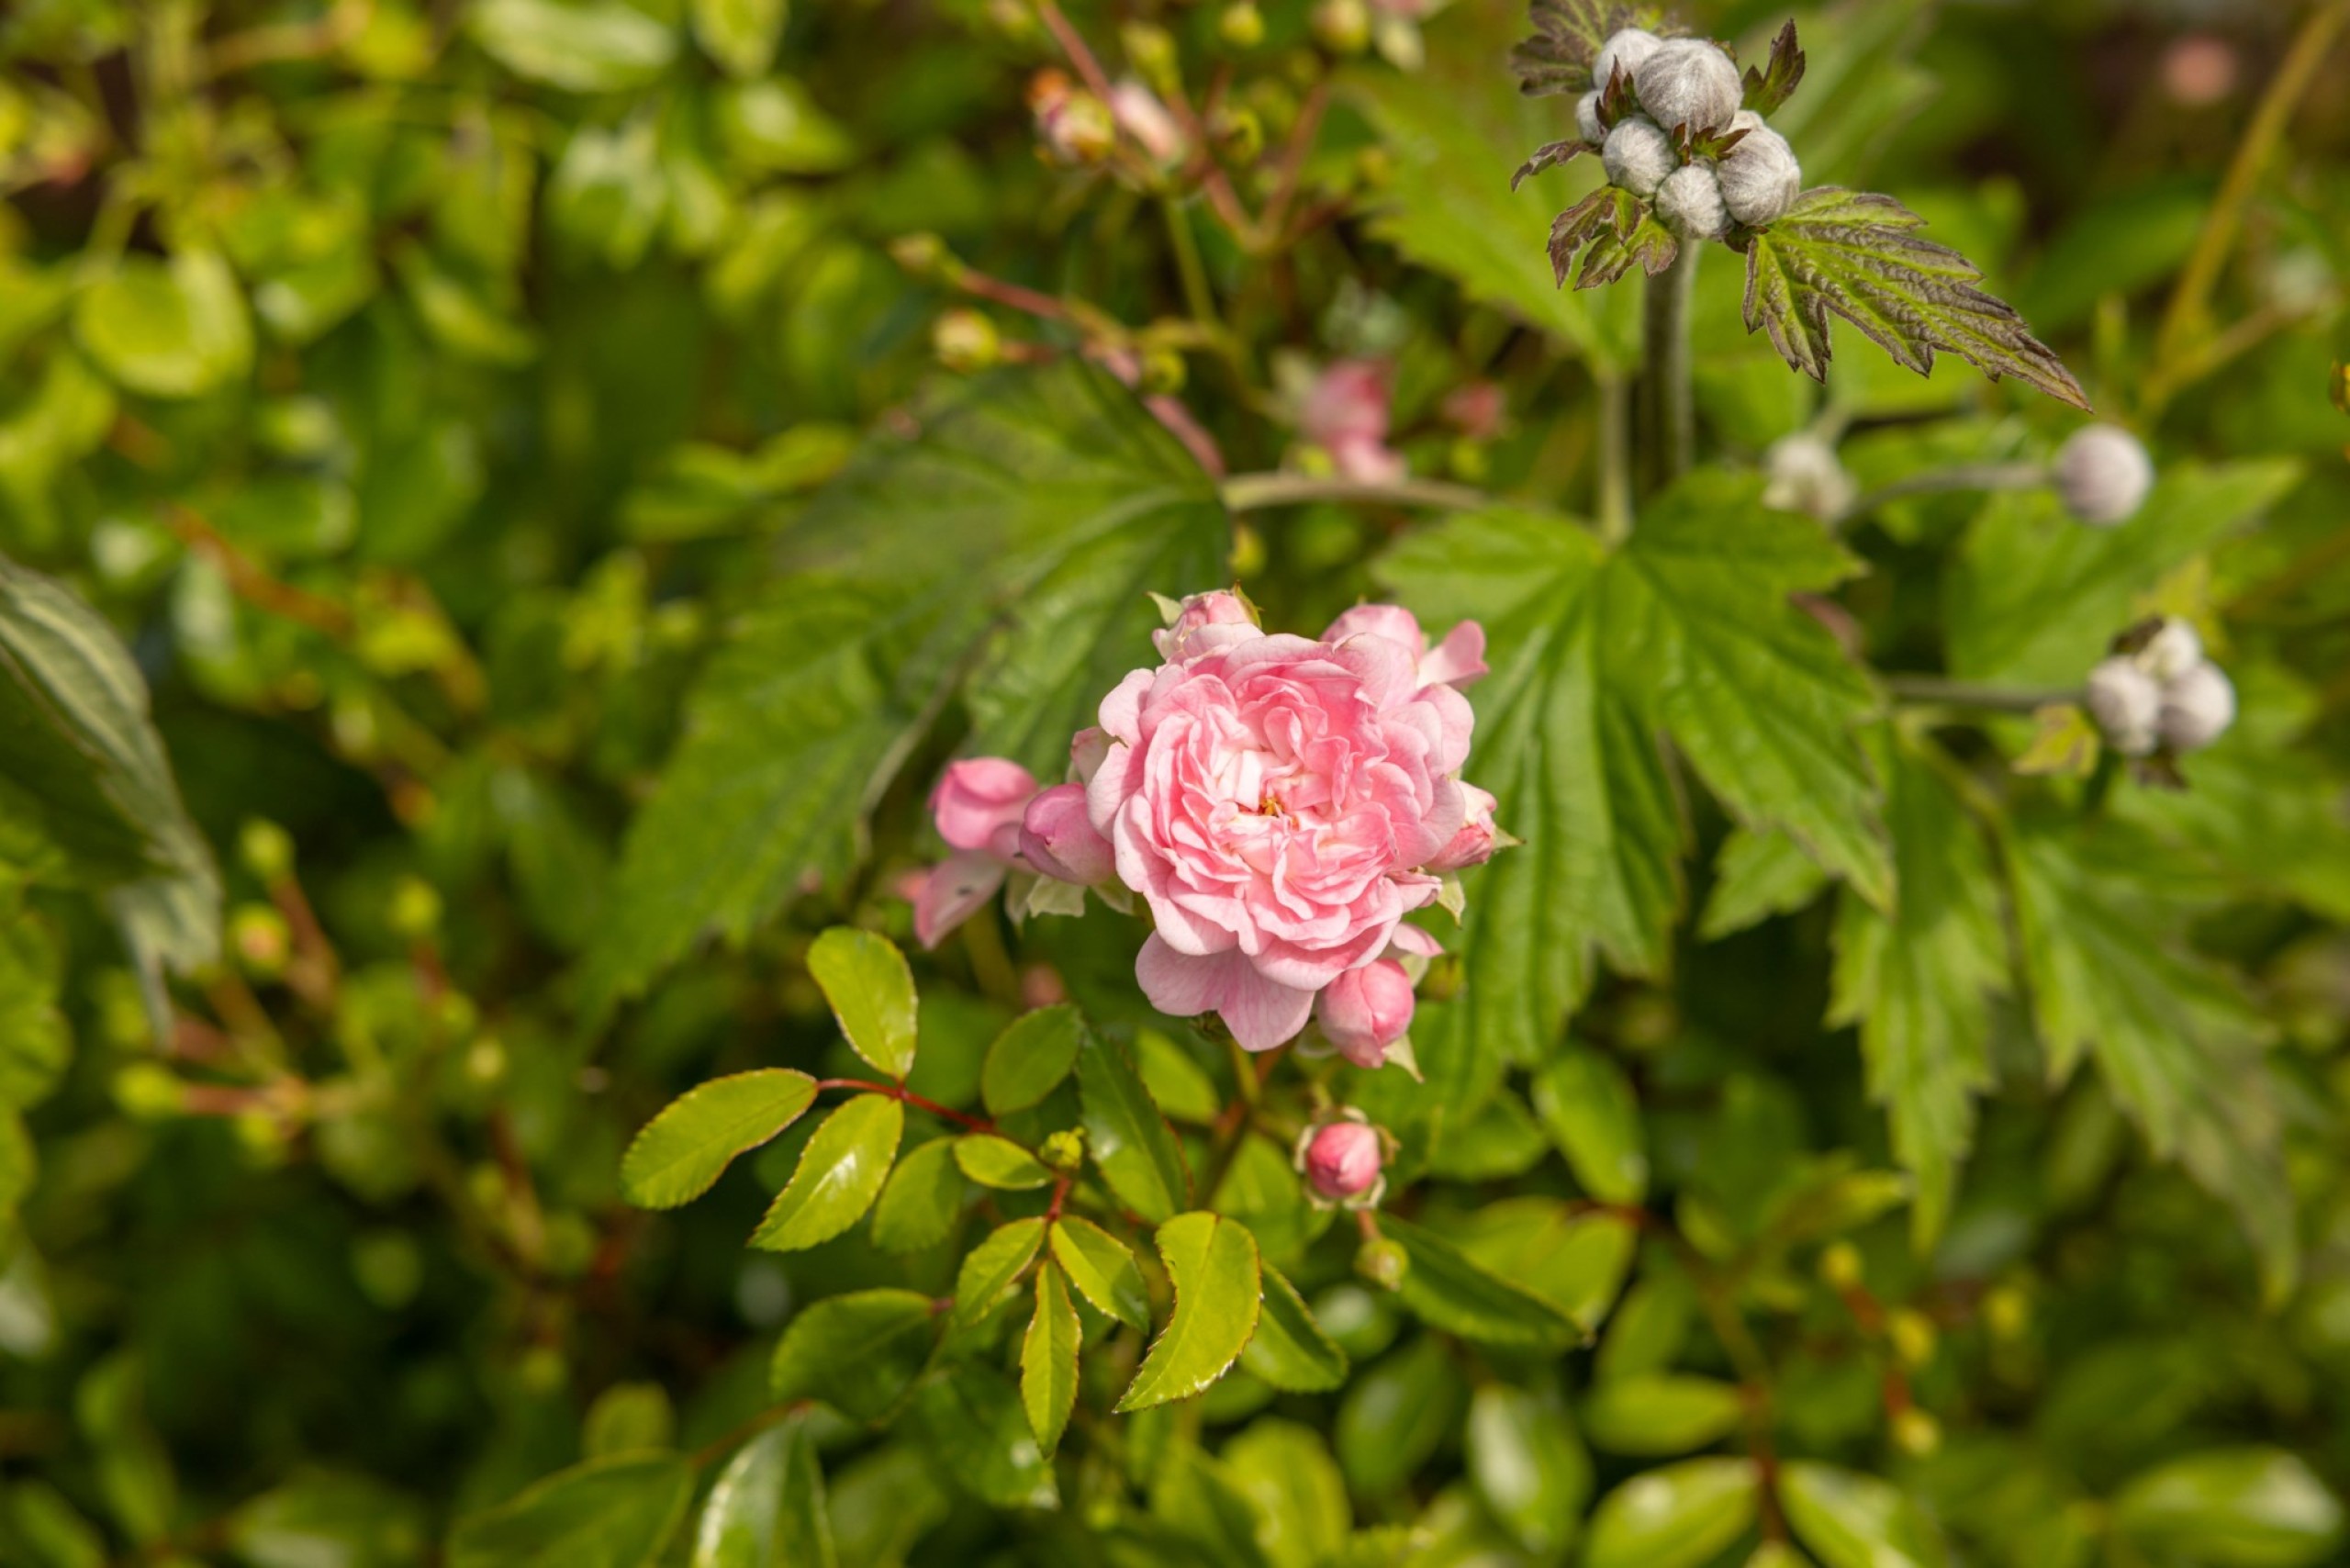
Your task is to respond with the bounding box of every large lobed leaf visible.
[1508,1,1674,97]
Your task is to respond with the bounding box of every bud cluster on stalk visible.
[1580,28,1801,240]
[2086,616,2235,760]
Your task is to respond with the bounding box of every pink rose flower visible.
[1424,782,1500,873]
[1090,600,1485,1049]
[912,758,1038,947]
[1301,360,1406,486]
[1315,958,1415,1069]
[1302,1119,1384,1202]
[1020,783,1114,886]
[1153,588,1259,665]
[1324,603,1488,691]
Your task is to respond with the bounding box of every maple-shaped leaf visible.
[1511,137,1588,191]
[1739,187,2089,409]
[1546,186,1679,288]
[1509,0,1673,97]
[1740,20,1806,117]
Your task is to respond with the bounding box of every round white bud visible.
[1594,28,1662,95]
[2157,662,2235,753]
[1655,162,1729,240]
[1602,116,1674,198]
[1762,432,1856,521]
[2053,424,2154,526]
[1576,90,1606,147]
[1717,120,1801,228]
[1634,37,1742,136]
[2138,617,2204,683]
[2085,656,2162,757]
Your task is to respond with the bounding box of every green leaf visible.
[1777,1462,1943,1568]
[468,0,677,92]
[1335,1334,1464,1493]
[583,363,1226,1021]
[73,251,252,399]
[1698,827,1830,939]
[1224,1419,1351,1568]
[0,893,68,1112]
[1380,1214,1579,1349]
[868,1137,964,1253]
[447,1454,694,1568]
[1946,461,2302,685]
[1048,1217,1150,1332]
[692,1419,836,1568]
[1078,1023,1190,1224]
[953,1135,1053,1192]
[1530,1047,1649,1203]
[228,1470,423,1568]
[1136,1028,1223,1124]
[692,0,786,77]
[981,1004,1082,1118]
[952,1217,1047,1334]
[912,1365,1058,1510]
[1583,1458,1762,1568]
[1582,1375,1747,1456]
[584,1383,674,1457]
[806,927,917,1081]
[1740,20,1807,117]
[1740,188,2087,409]
[768,1289,935,1423]
[1466,1384,1591,1557]
[1829,732,2006,1246]
[1020,1263,1080,1459]
[621,1070,817,1209]
[2111,1448,2344,1568]
[1118,1213,1262,1412]
[1240,1263,1348,1394]
[749,1094,902,1252]
[1507,0,1666,96]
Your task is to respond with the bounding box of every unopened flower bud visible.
[2138,617,2204,682]
[2157,661,2235,753]
[1983,1284,2030,1341]
[1311,0,1370,56]
[114,1062,185,1119]
[1634,38,1741,137]
[239,818,296,882]
[1762,431,1856,521]
[1892,1407,1942,1457]
[1040,1127,1086,1171]
[1304,1118,1385,1202]
[1316,959,1416,1068]
[1137,345,1187,396]
[1593,28,1662,94]
[1575,90,1606,147]
[1032,79,1115,164]
[933,308,1002,374]
[230,903,292,978]
[1424,785,1501,873]
[1020,784,1114,886]
[2086,656,2162,757]
[933,756,1037,857]
[1818,1240,1863,1290]
[1110,81,1185,166]
[1602,116,1673,198]
[1219,2,1265,50]
[388,876,442,940]
[1888,1307,1938,1369]
[1213,105,1263,162]
[1355,1233,1408,1290]
[1656,162,1729,240]
[1718,115,1801,228]
[888,231,951,278]
[2053,424,2154,526]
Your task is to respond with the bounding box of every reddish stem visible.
[817,1078,995,1133]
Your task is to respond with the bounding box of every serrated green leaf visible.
[1698,826,1830,939]
[868,1137,964,1253]
[447,1454,694,1568]
[1048,1217,1150,1332]
[806,928,917,1081]
[1583,1458,1761,1568]
[1380,1214,1578,1349]
[1740,187,2087,408]
[1830,732,2006,1247]
[583,363,1226,1022]
[912,1364,1058,1510]
[769,1289,935,1423]
[1467,1384,1591,1557]
[1778,1462,1942,1568]
[2110,1448,2344,1568]
[1531,1047,1648,1203]
[1078,1023,1190,1223]
[1225,1418,1351,1568]
[621,1070,818,1210]
[1241,1263,1348,1393]
[693,1418,835,1568]
[952,1217,1046,1334]
[1118,1213,1261,1412]
[1582,1375,1747,1456]
[981,1004,1082,1117]
[953,1135,1053,1191]
[1020,1264,1080,1459]
[749,1094,901,1252]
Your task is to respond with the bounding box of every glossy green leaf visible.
[1224,1418,1351,1568]
[1466,1384,1591,1557]
[692,1419,835,1568]
[1117,1213,1262,1412]
[228,1471,423,1568]
[1240,1264,1348,1394]
[447,1454,694,1568]
[1583,1375,1747,1456]
[1079,1023,1190,1224]
[749,1095,902,1252]
[620,1070,817,1209]
[952,1217,1046,1334]
[981,1004,1082,1117]
[953,1134,1053,1191]
[768,1289,935,1423]
[73,251,252,399]
[1335,1335,1463,1493]
[1048,1217,1150,1332]
[1530,1046,1649,1203]
[806,927,917,1081]
[2111,1448,2344,1568]
[1381,1214,1579,1349]
[1019,1264,1080,1458]
[1778,1462,1943,1568]
[868,1137,964,1254]
[912,1365,1058,1510]
[1583,1458,1762,1568]
[692,0,786,77]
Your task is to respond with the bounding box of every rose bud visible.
[1303,1119,1383,1203]
[1152,589,1259,664]
[1717,112,1801,229]
[1424,784,1500,873]
[2085,656,2161,757]
[2157,661,2236,754]
[1020,783,1114,885]
[930,757,1038,859]
[1633,38,1741,137]
[1602,116,1673,197]
[1315,958,1415,1068]
[2053,425,2154,527]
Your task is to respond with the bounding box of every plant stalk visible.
[1220,473,1489,513]
[1642,241,1700,493]
[1597,369,1633,543]
[1837,461,2051,523]
[1884,675,2077,714]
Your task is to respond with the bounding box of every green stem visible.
[1221,473,1489,513]
[1160,197,1218,338]
[1885,675,2076,714]
[1839,461,2049,523]
[1642,241,1700,492]
[1597,369,1633,543]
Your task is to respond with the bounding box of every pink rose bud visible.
[1152,590,1259,664]
[1304,1120,1384,1202]
[930,758,1039,860]
[1424,784,1500,873]
[1020,783,1114,885]
[1315,958,1416,1068]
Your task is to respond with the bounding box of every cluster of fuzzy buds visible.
[1580,28,1801,240]
[2053,424,2154,527]
[2085,617,2235,759]
[1294,1109,1393,1209]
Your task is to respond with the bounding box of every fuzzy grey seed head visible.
[1718,122,1801,228]
[1602,116,1674,198]
[1594,28,1662,95]
[2085,656,2162,757]
[1634,37,1741,137]
[1576,90,1606,147]
[1656,162,1729,240]
[2139,617,2204,683]
[2054,424,2154,526]
[2157,661,2234,753]
[1762,432,1855,521]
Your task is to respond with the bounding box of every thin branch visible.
[1885,675,2077,714]
[1221,472,1489,513]
[1835,462,2049,524]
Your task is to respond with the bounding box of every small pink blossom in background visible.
[1109,81,1185,166]
[1019,783,1113,886]
[1301,1118,1384,1203]
[1300,359,1406,485]
[1441,380,1508,442]
[2163,35,2237,106]
[1028,70,1113,164]
[912,758,1036,947]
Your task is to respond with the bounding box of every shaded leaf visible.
[749,1095,902,1252]
[73,251,252,399]
[621,1070,818,1210]
[1019,1263,1080,1458]
[1698,827,1829,940]
[1335,1335,1465,1494]
[1380,1214,1578,1349]
[912,1364,1058,1510]
[447,1455,693,1568]
[1118,1213,1262,1412]
[1531,1046,1649,1203]
[1582,1375,1746,1456]
[769,1289,936,1423]
[1467,1384,1591,1557]
[1240,1263,1348,1393]
[806,928,917,1081]
[1583,1458,1762,1568]
[868,1137,965,1254]
[1225,1419,1351,1568]
[981,1004,1082,1117]
[2111,1448,2344,1568]
[1457,1199,1638,1334]
[1079,1023,1190,1223]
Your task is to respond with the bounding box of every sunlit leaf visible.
[621,1070,817,1210]
[1118,1213,1262,1412]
